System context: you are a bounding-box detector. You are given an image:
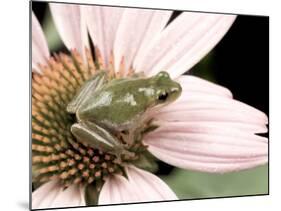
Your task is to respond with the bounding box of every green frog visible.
[67,71,182,159]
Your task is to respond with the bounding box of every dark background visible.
[192,15,269,115]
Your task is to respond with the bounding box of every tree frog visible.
[67,71,182,159]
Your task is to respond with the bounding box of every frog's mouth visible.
[32,49,159,201]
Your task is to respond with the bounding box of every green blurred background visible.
[33,2,269,199]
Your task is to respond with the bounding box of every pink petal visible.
[98,174,139,204]
[146,144,267,173]
[113,8,172,74]
[51,184,85,207]
[136,12,236,79]
[126,166,178,201]
[154,120,268,135]
[157,101,267,126]
[156,77,268,126]
[144,76,268,173]
[49,3,88,58]
[132,11,172,73]
[32,12,50,72]
[32,180,85,209]
[177,75,233,98]
[98,165,177,205]
[83,6,124,68]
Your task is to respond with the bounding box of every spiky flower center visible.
[32,49,153,191]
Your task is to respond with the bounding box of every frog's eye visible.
[158,92,169,101]
[156,71,170,79]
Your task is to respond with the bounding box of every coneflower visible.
[32,3,268,209]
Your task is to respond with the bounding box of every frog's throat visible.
[32,49,156,192]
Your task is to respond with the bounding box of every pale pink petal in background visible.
[50,3,89,58]
[144,75,268,173]
[113,8,172,74]
[32,12,50,72]
[99,165,177,204]
[83,6,124,68]
[32,180,85,209]
[135,13,236,79]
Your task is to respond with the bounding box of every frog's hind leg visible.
[71,121,135,161]
[67,71,107,113]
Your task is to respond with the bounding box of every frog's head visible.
[152,71,182,106]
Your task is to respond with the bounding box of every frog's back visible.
[77,78,156,132]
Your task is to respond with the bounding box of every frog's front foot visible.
[123,150,136,160]
[114,150,136,164]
